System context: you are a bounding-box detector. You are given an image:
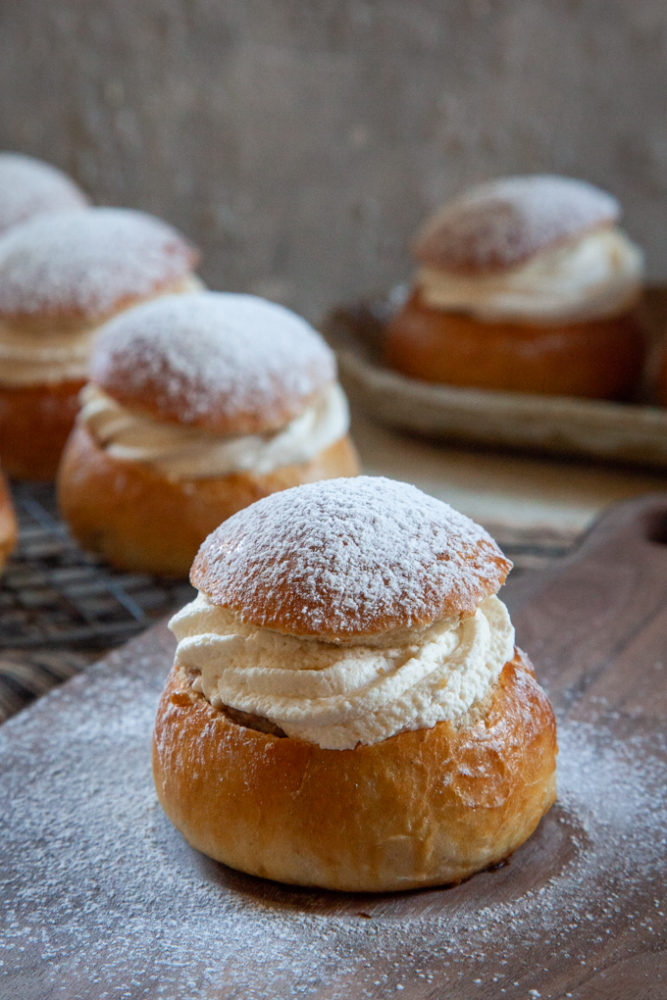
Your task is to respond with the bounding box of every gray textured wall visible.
[0,1,665,320]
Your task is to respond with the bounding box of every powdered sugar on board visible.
[0,152,88,235]
[192,476,512,639]
[0,207,197,320]
[0,623,664,1000]
[414,175,619,273]
[90,292,337,432]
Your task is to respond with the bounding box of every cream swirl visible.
[417,226,643,324]
[80,381,350,480]
[0,321,97,385]
[169,593,515,750]
[0,275,203,387]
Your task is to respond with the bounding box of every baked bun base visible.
[657,347,667,407]
[153,650,557,892]
[57,425,360,576]
[384,291,645,400]
[0,470,17,572]
[0,379,85,480]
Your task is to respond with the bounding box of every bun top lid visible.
[414,175,619,275]
[0,152,88,236]
[90,292,338,435]
[191,476,512,641]
[0,207,198,323]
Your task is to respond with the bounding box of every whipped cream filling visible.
[0,275,202,387]
[0,321,97,386]
[417,226,643,324]
[80,380,350,480]
[170,592,515,750]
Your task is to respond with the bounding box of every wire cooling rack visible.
[0,482,577,723]
[0,482,194,721]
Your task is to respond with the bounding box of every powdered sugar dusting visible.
[192,476,511,638]
[0,207,197,319]
[1,626,663,999]
[0,152,88,235]
[415,175,619,274]
[91,292,337,431]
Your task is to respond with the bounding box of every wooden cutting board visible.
[1,495,666,1000]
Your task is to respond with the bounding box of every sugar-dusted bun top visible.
[0,207,198,322]
[191,476,512,640]
[414,175,619,274]
[0,152,88,236]
[90,292,338,435]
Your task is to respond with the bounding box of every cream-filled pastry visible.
[385,175,646,399]
[0,152,88,236]
[0,207,199,479]
[153,476,557,891]
[57,292,359,576]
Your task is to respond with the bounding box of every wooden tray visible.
[1,495,666,999]
[324,288,667,470]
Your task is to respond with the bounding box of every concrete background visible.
[0,0,665,321]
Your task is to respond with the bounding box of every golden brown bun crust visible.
[414,175,618,274]
[657,344,667,407]
[152,650,557,892]
[57,424,360,576]
[89,293,338,436]
[0,208,199,324]
[384,290,645,400]
[0,470,17,571]
[191,476,511,641]
[0,379,84,480]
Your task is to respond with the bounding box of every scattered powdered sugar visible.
[1,625,664,999]
[0,207,197,319]
[90,292,337,430]
[192,476,511,638]
[0,152,88,235]
[414,175,619,274]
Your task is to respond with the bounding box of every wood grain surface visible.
[1,495,666,999]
